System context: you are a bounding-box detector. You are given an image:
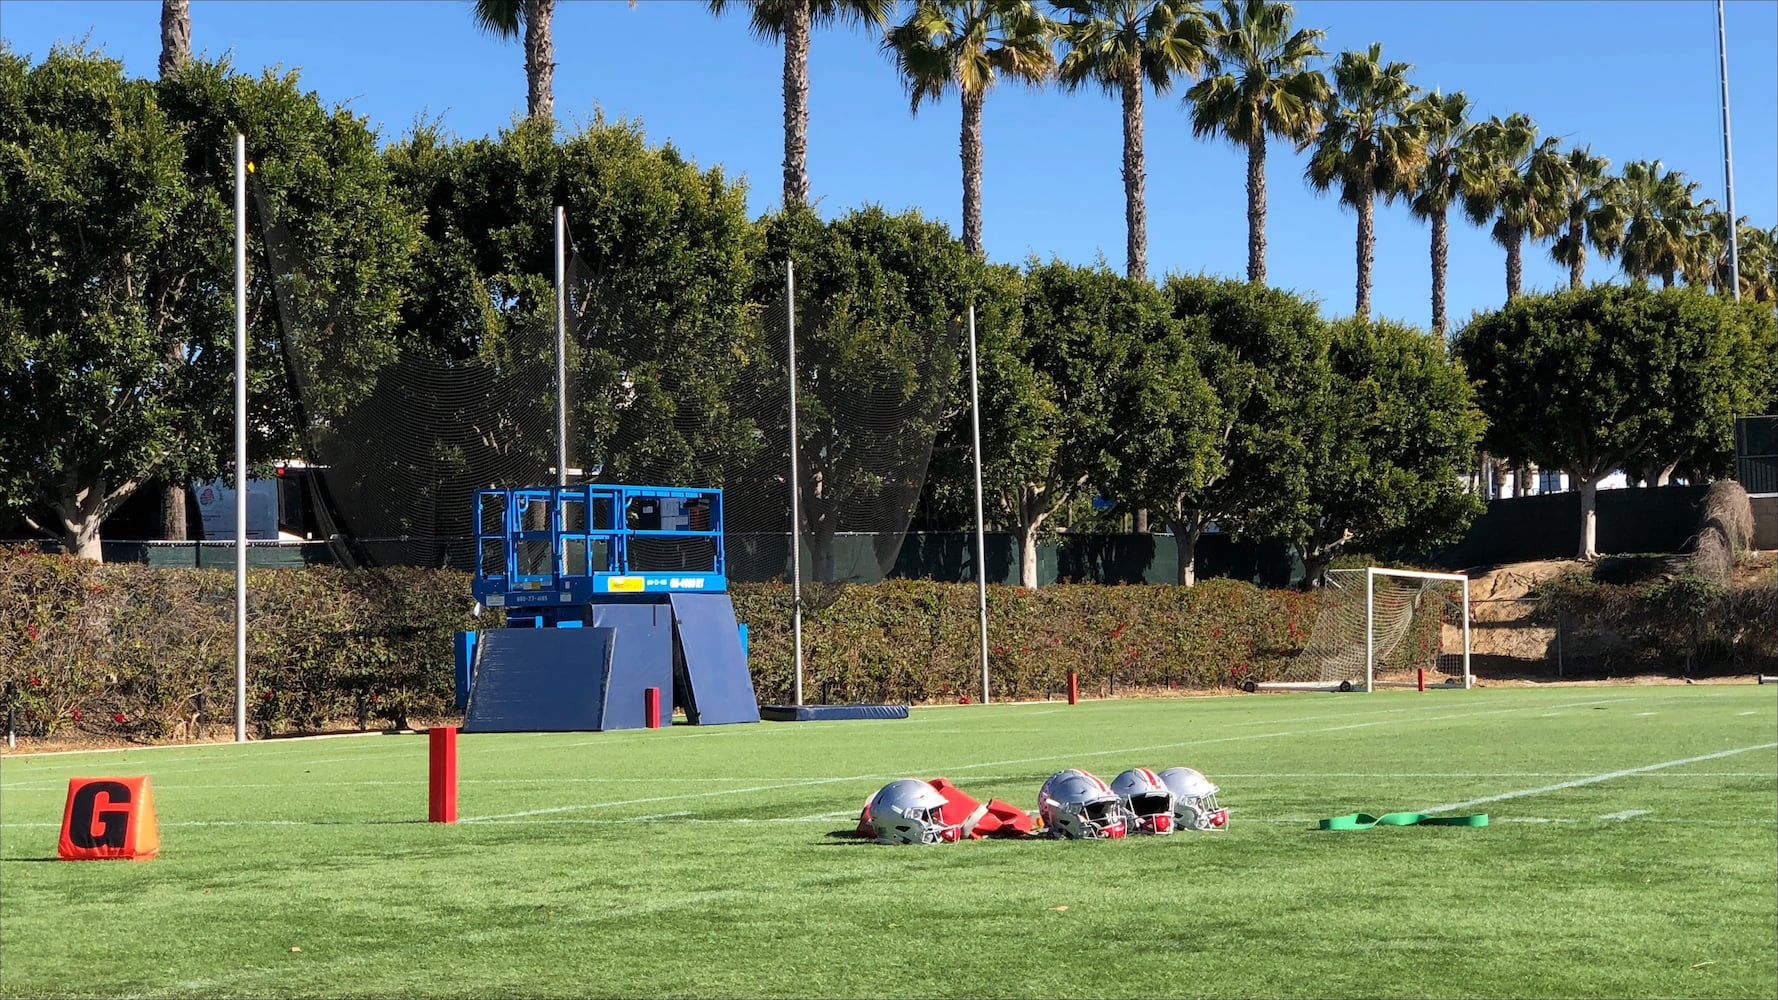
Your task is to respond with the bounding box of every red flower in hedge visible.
[112,712,127,724]
[71,710,81,721]
[262,689,274,700]
[957,696,970,705]
[28,676,41,687]
[25,627,37,641]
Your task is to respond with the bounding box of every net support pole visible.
[555,205,568,485]
[785,260,806,706]
[966,304,990,704]
[1364,567,1375,694]
[233,132,248,743]
[1716,0,1740,302]
[1462,576,1473,689]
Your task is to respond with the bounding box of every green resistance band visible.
[1318,811,1489,830]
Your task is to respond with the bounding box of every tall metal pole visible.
[967,305,991,704]
[1716,0,1741,301]
[234,133,248,743]
[555,206,569,482]
[786,260,806,705]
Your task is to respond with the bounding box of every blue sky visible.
[4,0,1774,330]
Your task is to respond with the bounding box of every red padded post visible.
[428,726,458,824]
[1067,672,1079,706]
[1418,668,1426,692]
[645,687,661,729]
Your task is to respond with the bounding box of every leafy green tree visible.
[1305,43,1421,318]
[1547,146,1614,289]
[1105,275,1328,584]
[1054,0,1210,278]
[1300,317,1485,582]
[471,0,558,120]
[747,206,979,581]
[381,114,762,503]
[0,47,199,559]
[884,0,1055,258]
[1459,113,1568,301]
[1454,286,1770,558]
[0,49,416,559]
[709,0,895,210]
[984,260,1163,586]
[1404,89,1473,336]
[1183,0,1327,285]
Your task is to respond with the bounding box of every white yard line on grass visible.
[457,697,1633,823]
[1416,743,1778,815]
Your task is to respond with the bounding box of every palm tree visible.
[1607,159,1701,288]
[1183,0,1327,285]
[1547,146,1613,289]
[1304,43,1421,319]
[1404,90,1472,336]
[472,0,558,120]
[160,0,191,77]
[884,0,1056,258]
[1054,0,1211,278]
[1737,225,1778,303]
[711,0,896,210]
[1459,113,1566,301]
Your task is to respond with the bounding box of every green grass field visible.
[2,685,1774,999]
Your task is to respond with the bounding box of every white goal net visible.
[1257,567,1471,693]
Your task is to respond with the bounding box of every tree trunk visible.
[1246,132,1267,284]
[1355,182,1374,318]
[523,0,555,120]
[1430,207,1449,336]
[159,0,191,77]
[1659,270,1675,289]
[161,483,187,540]
[960,88,985,258]
[1169,518,1201,587]
[1019,518,1040,590]
[1120,65,1146,278]
[781,0,813,209]
[1568,219,1585,288]
[1505,225,1524,300]
[1133,509,1148,534]
[1575,472,1601,559]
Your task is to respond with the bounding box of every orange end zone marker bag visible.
[59,776,159,861]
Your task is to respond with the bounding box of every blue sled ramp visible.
[463,627,617,733]
[669,593,759,725]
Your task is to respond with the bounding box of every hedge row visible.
[1,548,1456,743]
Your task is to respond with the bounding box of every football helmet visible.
[1158,766,1227,831]
[1110,767,1175,835]
[1037,769,1127,839]
[866,779,961,845]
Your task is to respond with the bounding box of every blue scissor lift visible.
[456,484,760,732]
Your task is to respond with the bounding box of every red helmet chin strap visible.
[1209,809,1229,828]
[939,826,961,843]
[1150,814,1174,834]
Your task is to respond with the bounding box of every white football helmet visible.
[1038,769,1127,840]
[1110,767,1176,835]
[866,779,961,845]
[1158,766,1227,831]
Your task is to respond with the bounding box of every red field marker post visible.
[428,726,458,824]
[1067,672,1079,706]
[1418,668,1426,693]
[645,687,661,729]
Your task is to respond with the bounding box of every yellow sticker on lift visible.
[606,576,644,592]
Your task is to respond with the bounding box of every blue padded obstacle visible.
[463,627,617,732]
[758,703,909,722]
[669,593,760,725]
[461,484,761,731]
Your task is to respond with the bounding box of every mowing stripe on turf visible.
[1416,742,1778,815]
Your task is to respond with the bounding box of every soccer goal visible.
[1256,567,1471,693]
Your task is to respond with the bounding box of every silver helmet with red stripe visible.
[1110,767,1176,835]
[866,779,961,845]
[1038,768,1127,839]
[1158,766,1228,831]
